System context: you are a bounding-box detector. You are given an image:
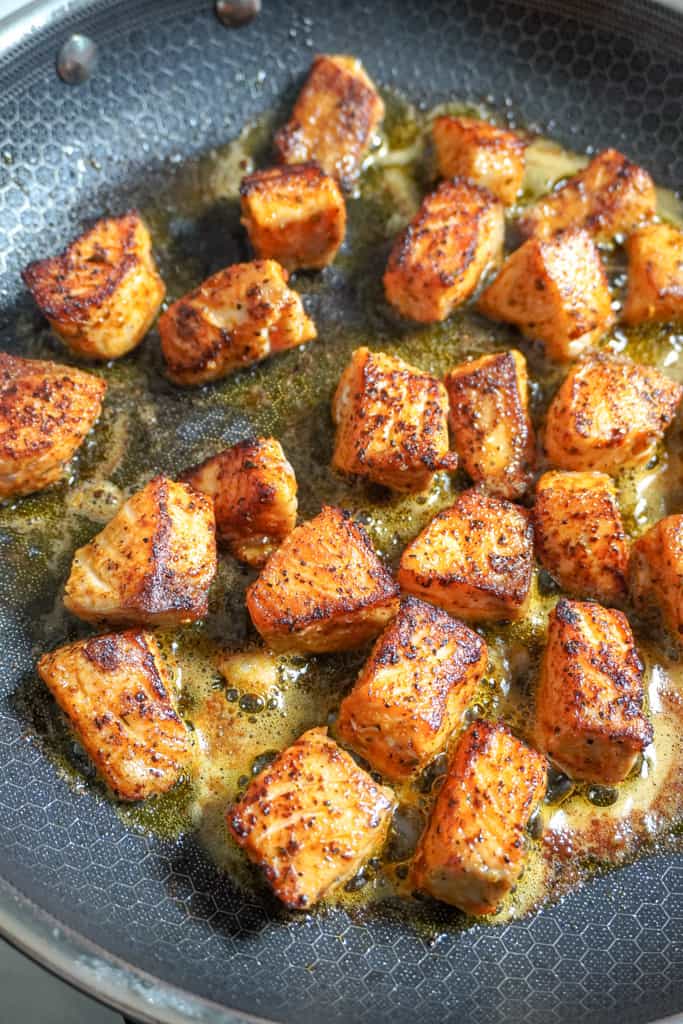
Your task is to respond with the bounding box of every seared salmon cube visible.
[0,352,106,500]
[240,163,346,271]
[477,229,615,361]
[444,349,535,499]
[228,726,395,908]
[182,437,297,567]
[159,260,316,386]
[518,148,656,242]
[246,505,400,652]
[22,211,165,360]
[432,116,526,205]
[274,54,384,189]
[64,475,217,626]
[630,514,683,640]
[544,354,682,473]
[398,488,533,622]
[534,471,629,605]
[337,596,487,781]
[332,347,458,493]
[38,630,192,800]
[536,599,652,783]
[412,720,547,915]
[622,222,683,325]
[383,178,504,323]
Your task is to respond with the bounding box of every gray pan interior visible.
[0,1,682,1022]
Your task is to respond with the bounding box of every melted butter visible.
[4,88,682,926]
[545,672,682,863]
[185,642,363,886]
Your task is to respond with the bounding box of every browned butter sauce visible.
[3,90,682,926]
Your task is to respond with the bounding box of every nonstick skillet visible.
[0,1,682,1022]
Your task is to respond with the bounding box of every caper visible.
[527,807,544,839]
[545,768,574,805]
[345,870,367,892]
[70,741,96,778]
[252,750,278,775]
[239,693,265,713]
[586,785,619,807]
[225,687,239,702]
[387,805,425,862]
[418,752,448,793]
[537,569,561,595]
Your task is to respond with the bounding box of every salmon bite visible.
[14,51,683,925]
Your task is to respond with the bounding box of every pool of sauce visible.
[3,91,682,925]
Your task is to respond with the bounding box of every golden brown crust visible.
[518,148,656,242]
[240,163,346,270]
[444,349,535,499]
[544,354,682,473]
[0,351,106,499]
[159,259,316,386]
[246,505,400,653]
[536,599,652,783]
[228,726,395,908]
[274,54,384,188]
[629,514,683,640]
[336,596,487,780]
[22,211,165,360]
[383,178,504,323]
[182,436,297,567]
[477,229,615,361]
[432,116,526,205]
[38,630,192,800]
[412,720,547,915]
[397,488,534,622]
[622,222,683,325]
[332,347,457,493]
[533,471,629,605]
[64,475,217,626]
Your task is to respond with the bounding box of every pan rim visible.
[0,1,682,1022]
[0,873,271,1024]
[3,0,683,62]
[3,864,682,1024]
[0,0,97,57]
